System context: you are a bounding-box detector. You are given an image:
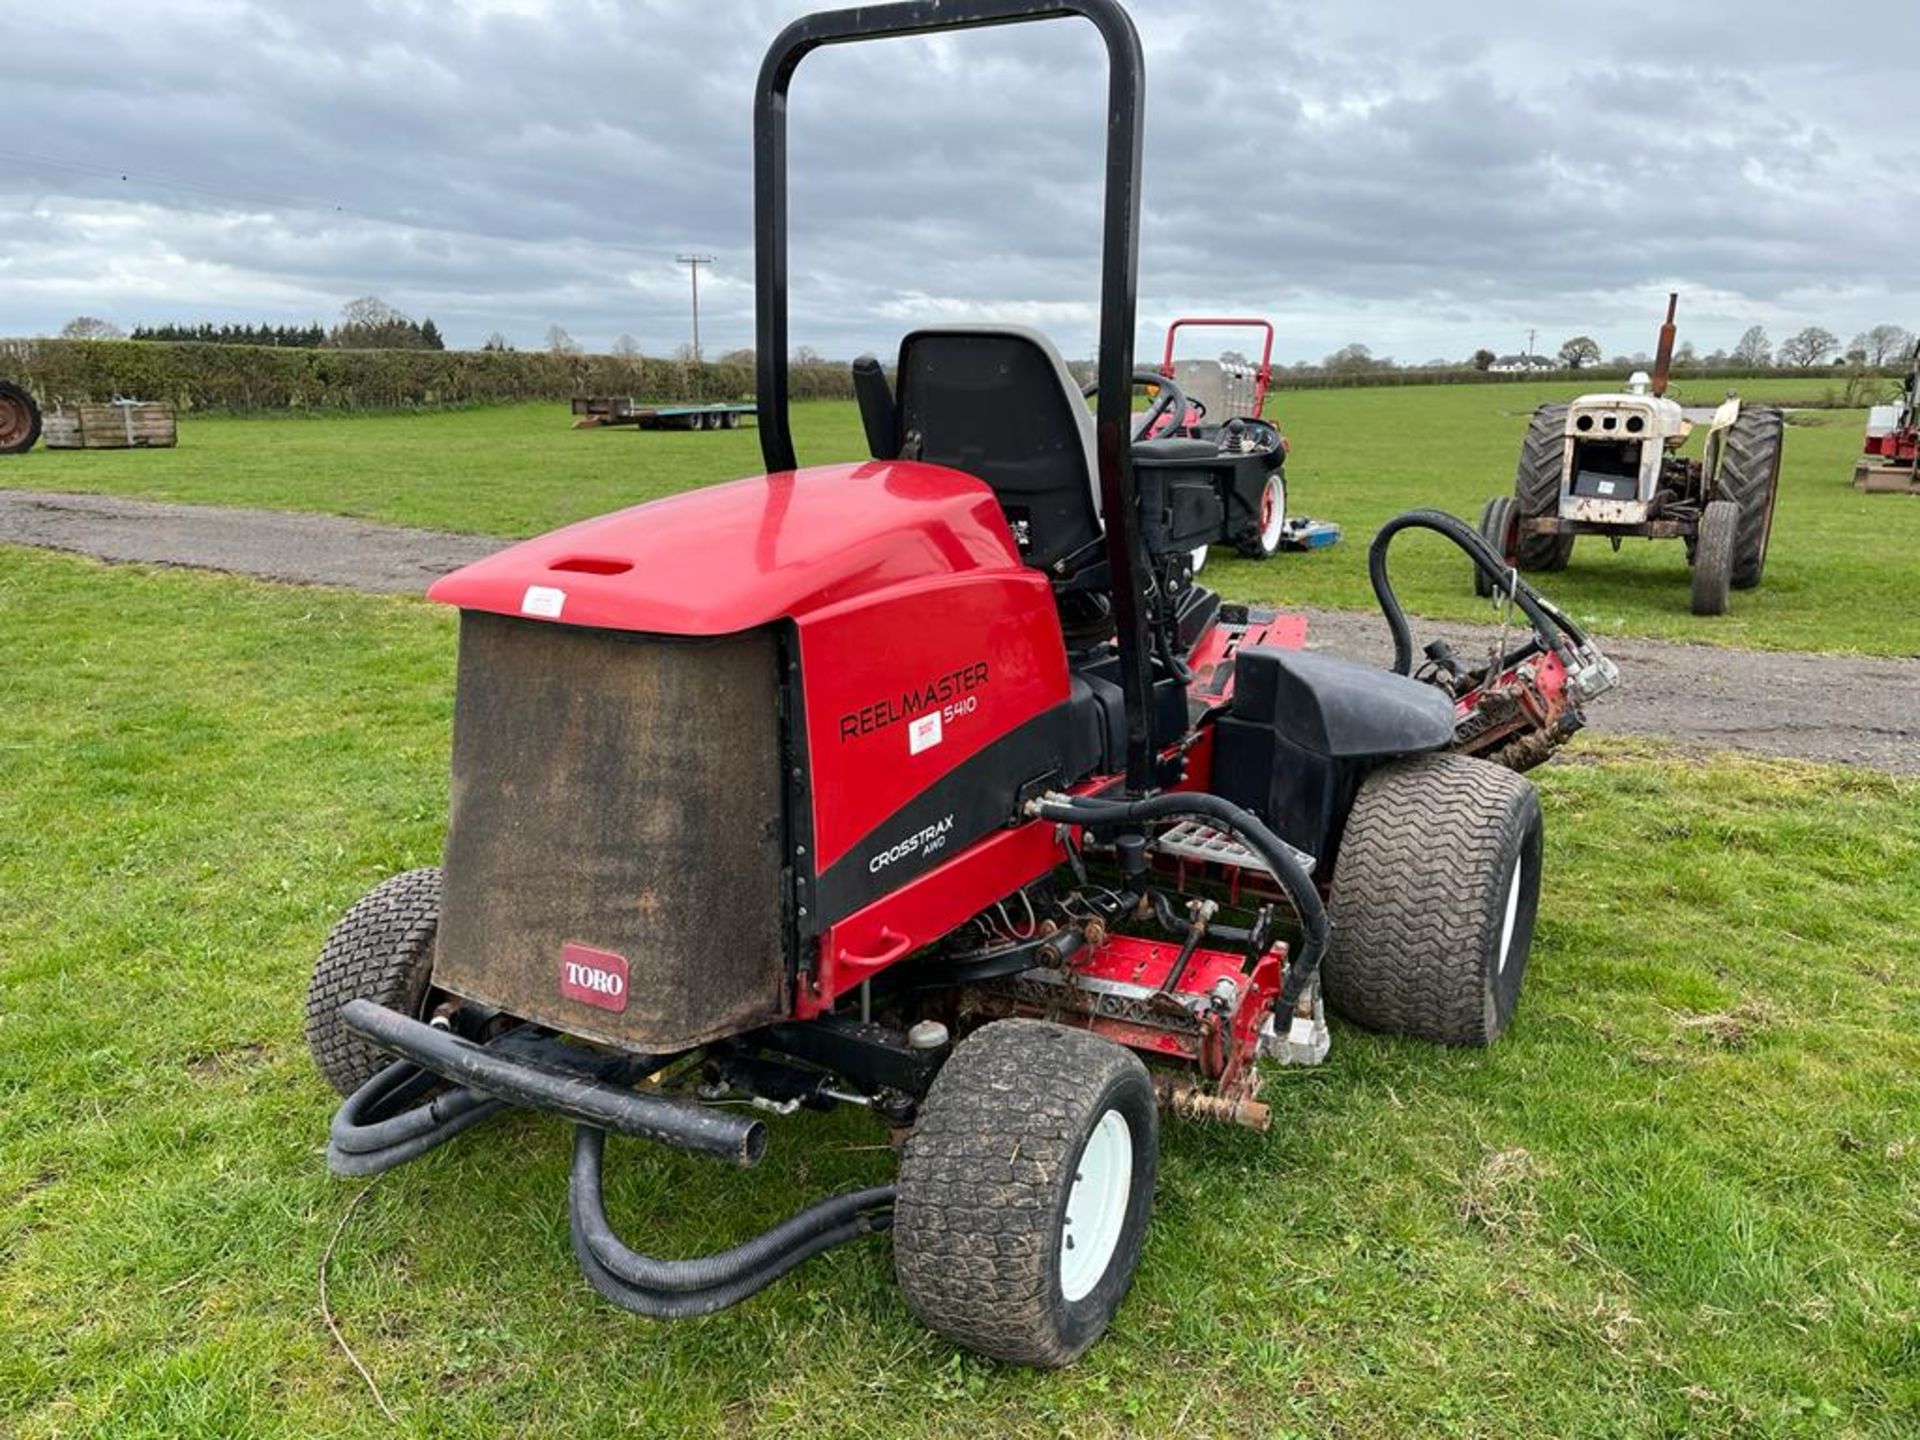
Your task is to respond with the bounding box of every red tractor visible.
[1855,340,1919,492]
[309,0,1616,1368]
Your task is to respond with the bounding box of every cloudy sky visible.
[6,0,1918,366]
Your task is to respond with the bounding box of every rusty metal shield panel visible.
[434,612,787,1053]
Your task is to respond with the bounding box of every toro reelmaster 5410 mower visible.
[1475,294,1785,616]
[308,0,1616,1368]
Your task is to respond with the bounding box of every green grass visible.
[3,543,1917,1437]
[3,376,1916,655]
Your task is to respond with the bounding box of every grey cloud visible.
[2,0,1916,365]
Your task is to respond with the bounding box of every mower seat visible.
[890,325,1103,575]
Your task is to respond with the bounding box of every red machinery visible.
[0,380,42,456]
[307,0,1613,1369]
[1856,341,1920,492]
[1160,316,1276,423]
[1153,316,1341,558]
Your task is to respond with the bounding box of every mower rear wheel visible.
[1512,403,1575,572]
[1716,404,1784,589]
[1474,495,1516,598]
[305,867,442,1097]
[0,380,42,455]
[1690,499,1737,616]
[893,1019,1158,1368]
[1324,754,1542,1047]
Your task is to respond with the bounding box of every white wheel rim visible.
[1059,1108,1133,1303]
[1496,854,1524,974]
[1259,476,1286,551]
[1190,544,1209,574]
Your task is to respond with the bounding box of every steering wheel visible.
[1082,369,1194,443]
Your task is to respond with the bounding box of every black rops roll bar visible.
[753,0,1158,790]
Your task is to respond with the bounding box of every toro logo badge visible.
[559,941,629,1013]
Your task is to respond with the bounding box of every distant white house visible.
[1488,353,1557,374]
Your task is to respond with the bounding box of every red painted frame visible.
[1159,317,1277,420]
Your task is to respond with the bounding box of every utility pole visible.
[1526,328,1537,361]
[676,254,714,364]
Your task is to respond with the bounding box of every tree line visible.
[62,296,446,351]
[1317,323,1914,378]
[53,299,1914,376]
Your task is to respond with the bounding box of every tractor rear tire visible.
[1475,495,1517,598]
[1324,754,1543,1047]
[0,380,42,455]
[305,867,442,1097]
[894,1019,1158,1368]
[1717,405,1784,590]
[1690,499,1737,616]
[1512,404,1575,572]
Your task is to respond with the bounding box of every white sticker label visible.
[908,711,943,755]
[521,585,567,619]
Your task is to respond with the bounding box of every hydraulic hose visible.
[326,1058,505,1177]
[568,1125,895,1318]
[1367,508,1592,676]
[1033,791,1329,1010]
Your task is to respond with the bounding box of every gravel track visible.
[5,487,1917,776]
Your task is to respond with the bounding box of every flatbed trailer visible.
[571,397,755,431]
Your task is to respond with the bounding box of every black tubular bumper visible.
[334,998,768,1167]
[323,1001,896,1318]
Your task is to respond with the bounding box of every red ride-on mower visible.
[308,0,1616,1368]
[1149,316,1342,565]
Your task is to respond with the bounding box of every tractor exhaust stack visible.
[1651,292,1678,398]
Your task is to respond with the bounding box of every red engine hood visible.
[427,460,1026,634]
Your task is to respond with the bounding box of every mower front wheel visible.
[305,867,442,1096]
[893,1019,1158,1368]
[1324,754,1542,1047]
[1233,472,1288,559]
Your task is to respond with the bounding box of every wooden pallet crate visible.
[43,401,178,450]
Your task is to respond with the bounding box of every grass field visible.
[4,543,1918,1438]
[3,374,1917,654]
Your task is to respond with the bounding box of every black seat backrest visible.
[891,326,1101,575]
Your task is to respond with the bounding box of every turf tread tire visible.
[305,867,441,1097]
[1324,754,1542,1047]
[1690,499,1737,616]
[1716,405,1783,589]
[1512,403,1575,571]
[894,1020,1157,1368]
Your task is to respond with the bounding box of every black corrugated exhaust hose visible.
[1368,508,1594,677]
[568,1125,896,1319]
[1034,792,1329,1011]
[326,1058,506,1177]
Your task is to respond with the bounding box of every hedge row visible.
[0,338,856,412]
[1267,364,1897,391]
[0,337,1890,413]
